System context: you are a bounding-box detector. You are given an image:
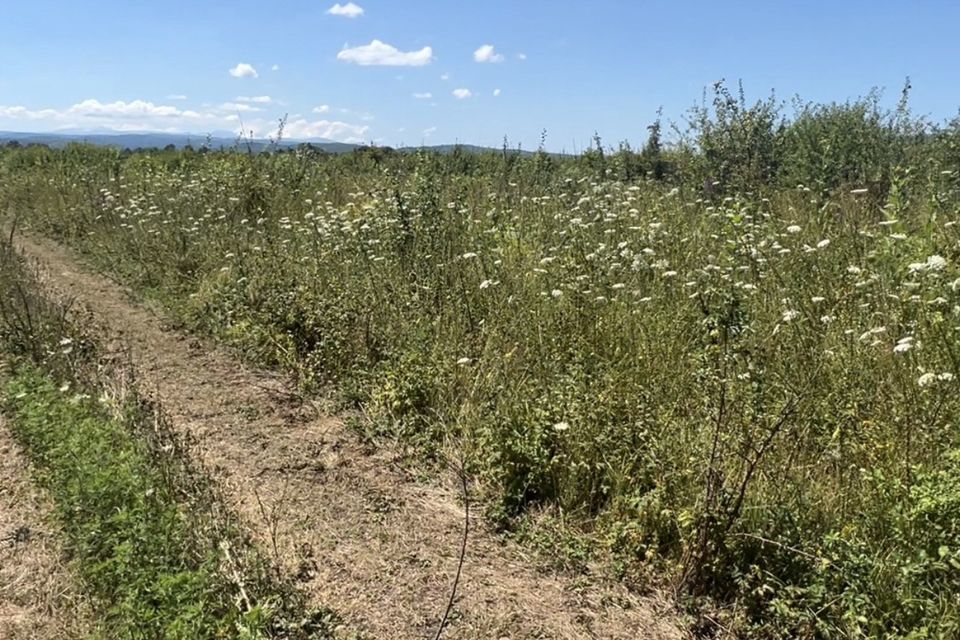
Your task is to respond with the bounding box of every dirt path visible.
[15,233,682,640]
[0,411,91,639]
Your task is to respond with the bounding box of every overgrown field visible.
[3,86,960,637]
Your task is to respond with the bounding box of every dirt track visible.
[13,233,682,640]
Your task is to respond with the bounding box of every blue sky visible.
[2,1,959,150]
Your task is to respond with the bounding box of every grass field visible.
[3,85,960,637]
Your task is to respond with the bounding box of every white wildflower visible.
[917,372,937,387]
[893,336,914,354]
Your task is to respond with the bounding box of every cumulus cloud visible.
[0,98,371,144]
[236,95,272,104]
[0,99,213,132]
[412,92,432,99]
[440,73,450,81]
[473,44,505,63]
[517,52,528,60]
[67,99,202,119]
[229,63,259,78]
[422,126,437,137]
[337,40,432,67]
[0,105,60,120]
[312,104,331,114]
[452,88,472,100]
[280,118,369,142]
[166,94,188,101]
[327,2,364,18]
[271,64,280,71]
[220,102,262,113]
[493,88,501,96]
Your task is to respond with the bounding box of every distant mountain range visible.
[0,130,533,156]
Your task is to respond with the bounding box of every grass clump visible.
[4,366,239,638]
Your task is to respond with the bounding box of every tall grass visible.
[3,86,960,637]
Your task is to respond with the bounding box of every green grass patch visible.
[3,365,271,639]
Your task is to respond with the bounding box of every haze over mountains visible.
[0,129,518,155]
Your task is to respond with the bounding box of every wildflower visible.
[782,309,800,323]
[456,357,472,366]
[461,252,479,260]
[917,372,937,387]
[893,336,913,354]
[816,239,831,249]
[553,421,570,432]
[786,225,802,234]
[479,279,493,289]
[938,372,955,382]
[551,289,563,298]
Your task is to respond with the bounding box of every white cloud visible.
[0,99,216,132]
[440,73,450,81]
[412,92,432,99]
[220,102,262,112]
[235,95,272,104]
[337,40,433,67]
[0,105,61,120]
[67,99,201,119]
[271,64,280,71]
[229,63,259,78]
[493,88,501,96]
[312,104,331,114]
[473,44,504,63]
[281,118,369,142]
[452,88,472,100]
[166,94,188,101]
[517,53,528,61]
[423,126,437,137]
[326,2,364,18]
[0,98,370,144]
